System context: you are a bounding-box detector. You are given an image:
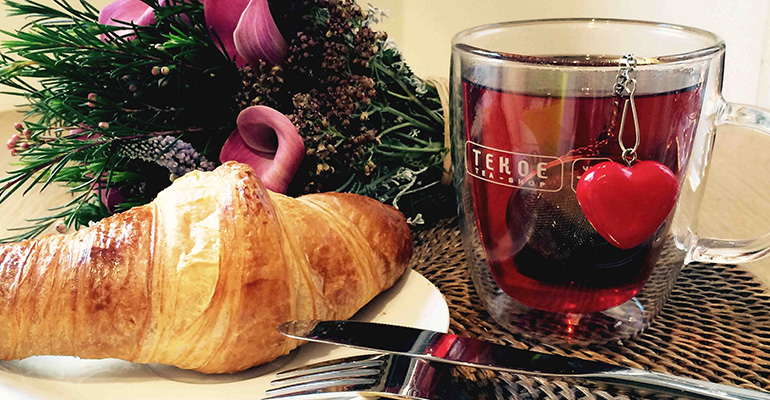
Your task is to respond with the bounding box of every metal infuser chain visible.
[615,53,641,165]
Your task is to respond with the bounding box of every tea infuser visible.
[576,54,680,250]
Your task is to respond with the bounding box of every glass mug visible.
[450,18,770,343]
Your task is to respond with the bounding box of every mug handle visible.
[687,102,770,264]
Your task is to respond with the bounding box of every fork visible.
[262,353,463,400]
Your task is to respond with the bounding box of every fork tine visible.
[264,378,378,399]
[264,354,449,400]
[271,364,381,387]
[275,354,384,380]
[266,354,386,399]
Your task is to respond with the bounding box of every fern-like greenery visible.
[0,0,239,242]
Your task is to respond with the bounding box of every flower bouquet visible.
[0,0,452,241]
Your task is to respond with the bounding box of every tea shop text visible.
[465,141,562,191]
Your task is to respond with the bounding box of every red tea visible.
[463,81,703,313]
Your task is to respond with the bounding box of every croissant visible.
[0,162,412,373]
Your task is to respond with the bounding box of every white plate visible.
[0,269,449,400]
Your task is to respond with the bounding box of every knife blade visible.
[278,320,770,400]
[278,319,621,376]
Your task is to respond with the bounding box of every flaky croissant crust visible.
[0,162,411,373]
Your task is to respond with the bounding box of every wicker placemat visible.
[410,218,770,399]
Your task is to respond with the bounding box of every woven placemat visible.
[410,218,770,399]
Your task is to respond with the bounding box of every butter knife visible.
[278,320,770,400]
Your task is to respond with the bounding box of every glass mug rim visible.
[452,18,725,67]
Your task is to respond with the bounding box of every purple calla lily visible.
[98,183,126,214]
[204,0,249,66]
[220,106,304,193]
[100,0,194,40]
[98,0,164,39]
[205,0,288,67]
[232,0,288,66]
[100,0,288,64]
[99,0,159,26]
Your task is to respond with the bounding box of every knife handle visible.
[594,369,770,400]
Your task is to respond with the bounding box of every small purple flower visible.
[121,135,216,177]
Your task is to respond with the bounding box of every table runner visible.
[410,218,770,399]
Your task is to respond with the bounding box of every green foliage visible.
[256,0,448,207]
[0,0,451,243]
[0,0,239,242]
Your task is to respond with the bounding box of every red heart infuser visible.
[576,160,679,249]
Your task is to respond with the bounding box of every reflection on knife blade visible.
[278,320,620,376]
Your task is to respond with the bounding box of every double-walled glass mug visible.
[450,18,770,343]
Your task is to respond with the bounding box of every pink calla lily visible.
[99,0,192,40]
[233,0,288,66]
[204,0,249,66]
[98,184,126,214]
[101,0,289,66]
[98,0,162,38]
[88,172,125,213]
[205,0,288,67]
[219,106,304,193]
[99,0,159,26]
